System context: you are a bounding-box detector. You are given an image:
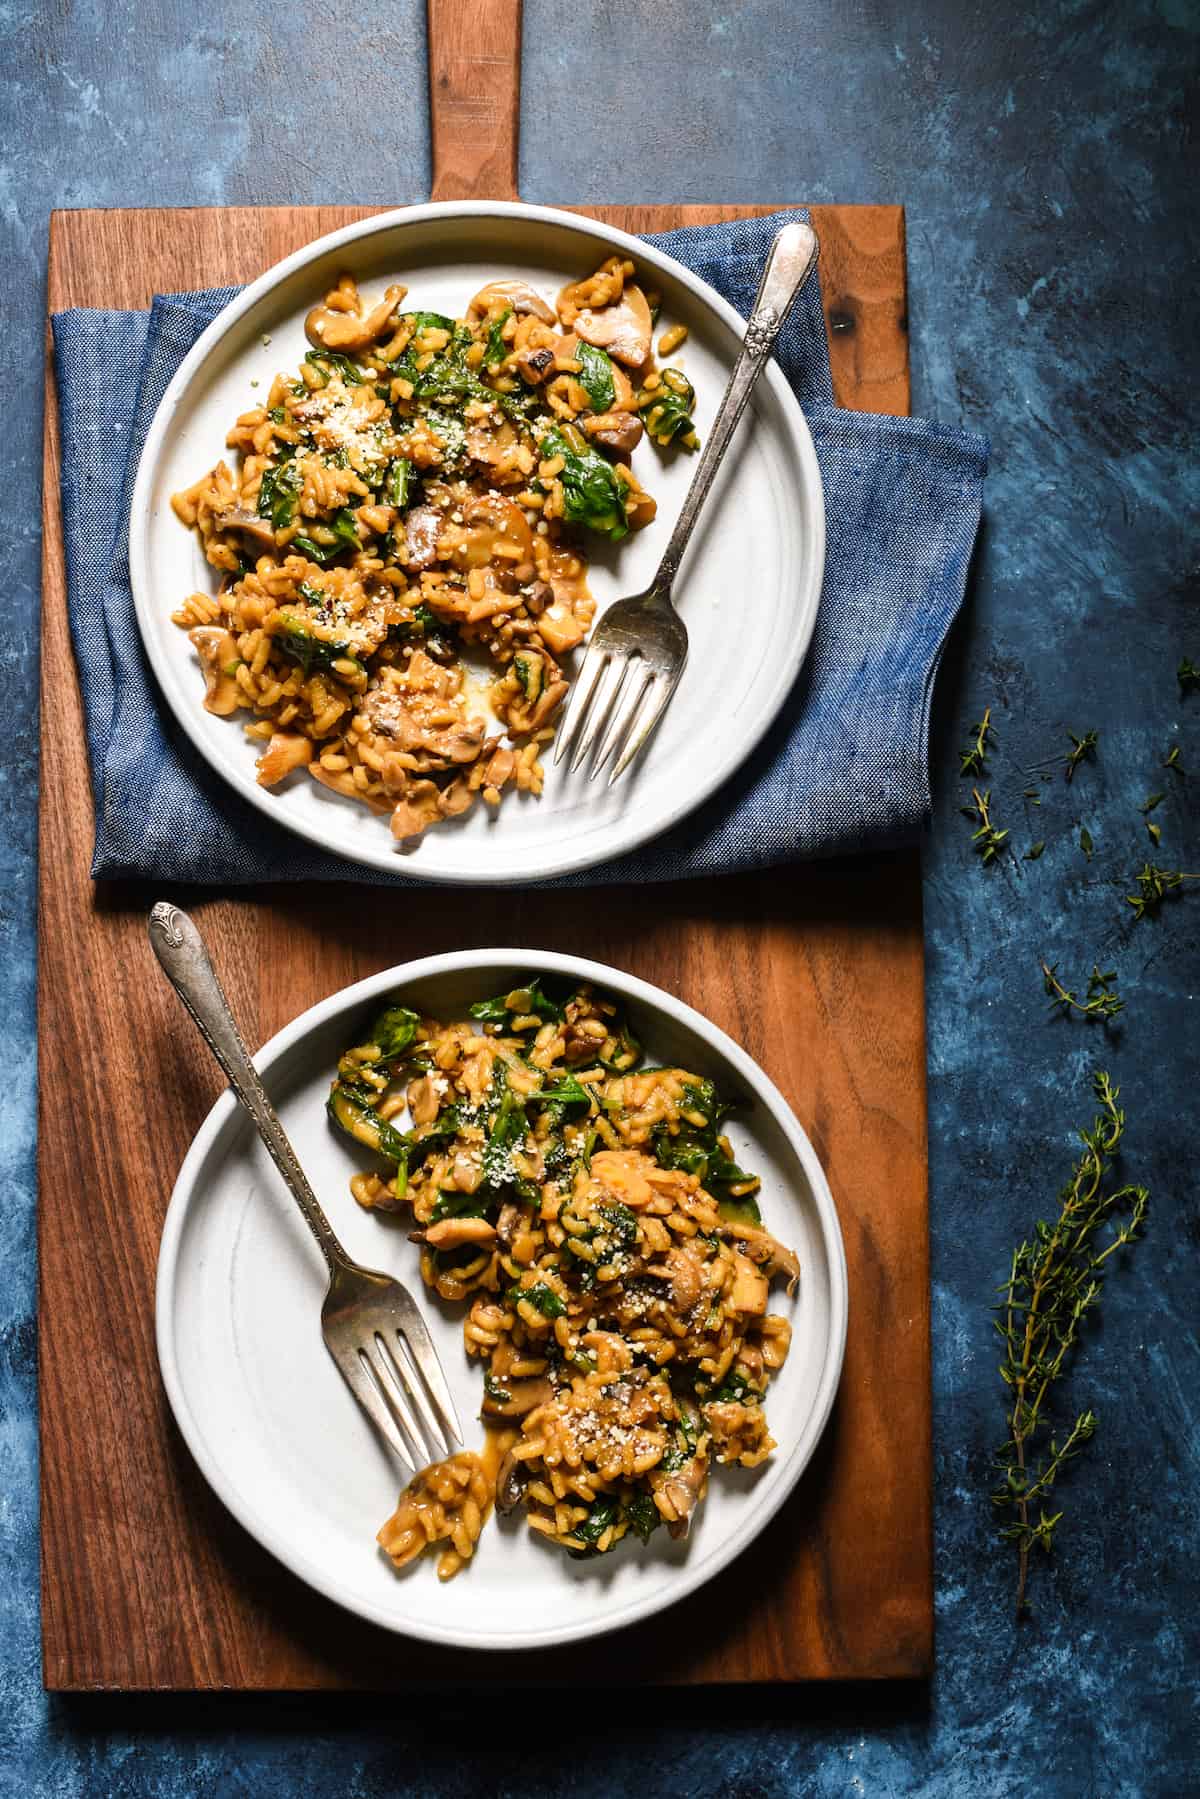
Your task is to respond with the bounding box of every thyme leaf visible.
[1178,657,1199,693]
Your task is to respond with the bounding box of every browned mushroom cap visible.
[494,1445,529,1515]
[188,626,241,716]
[468,278,556,324]
[582,411,644,454]
[213,505,278,551]
[573,283,653,367]
[481,1376,554,1420]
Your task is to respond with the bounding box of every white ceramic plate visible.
[156,950,847,1651]
[130,201,825,884]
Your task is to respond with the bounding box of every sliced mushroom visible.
[494,1445,528,1515]
[652,1447,709,1540]
[406,1073,441,1126]
[717,1220,802,1293]
[214,505,278,551]
[574,283,653,368]
[514,345,555,385]
[189,626,241,716]
[646,1245,705,1315]
[481,1376,554,1421]
[728,1252,769,1317]
[468,279,556,324]
[481,743,516,791]
[582,411,644,454]
[305,283,406,353]
[255,731,313,788]
[401,503,444,571]
[459,493,535,568]
[390,779,443,841]
[410,1216,498,1252]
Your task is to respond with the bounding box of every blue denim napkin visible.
[51,211,988,886]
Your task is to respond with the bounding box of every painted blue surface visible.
[2,0,1197,1791]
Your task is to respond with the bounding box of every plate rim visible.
[129,198,826,886]
[155,946,849,1652]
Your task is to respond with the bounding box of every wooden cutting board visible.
[38,0,929,1690]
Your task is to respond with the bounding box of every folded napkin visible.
[51,211,987,887]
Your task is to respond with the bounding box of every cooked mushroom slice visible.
[481,1376,555,1421]
[645,1245,704,1315]
[410,1216,498,1252]
[406,1073,441,1126]
[468,279,556,324]
[728,1251,769,1317]
[401,503,444,571]
[494,1445,529,1514]
[255,731,313,788]
[716,1219,802,1293]
[458,493,535,568]
[650,1411,711,1541]
[188,626,241,716]
[305,283,407,352]
[514,345,555,385]
[213,505,278,551]
[390,778,443,841]
[573,283,653,368]
[582,411,644,454]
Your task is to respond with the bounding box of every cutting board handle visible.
[428,0,522,202]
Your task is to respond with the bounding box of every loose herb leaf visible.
[1147,820,1162,845]
[1024,842,1046,861]
[1178,657,1199,693]
[1141,793,1165,814]
[1080,826,1093,860]
[1163,745,1185,777]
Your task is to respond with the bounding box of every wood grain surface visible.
[38,3,928,1692]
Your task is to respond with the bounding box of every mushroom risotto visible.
[326,980,797,1581]
[170,261,699,844]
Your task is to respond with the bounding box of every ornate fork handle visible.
[148,900,348,1274]
[651,222,819,597]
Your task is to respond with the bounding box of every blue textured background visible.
[4,0,1197,1791]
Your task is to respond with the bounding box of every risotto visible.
[326,979,798,1581]
[170,261,699,844]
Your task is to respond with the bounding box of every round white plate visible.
[156,949,847,1651]
[131,201,825,885]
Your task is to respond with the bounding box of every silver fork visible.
[554,219,820,784]
[148,900,463,1471]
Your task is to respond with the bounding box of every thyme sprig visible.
[1178,657,1199,693]
[1040,961,1124,1021]
[992,1072,1147,1615]
[1125,862,1200,920]
[960,707,995,777]
[963,788,1009,863]
[1064,730,1099,783]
